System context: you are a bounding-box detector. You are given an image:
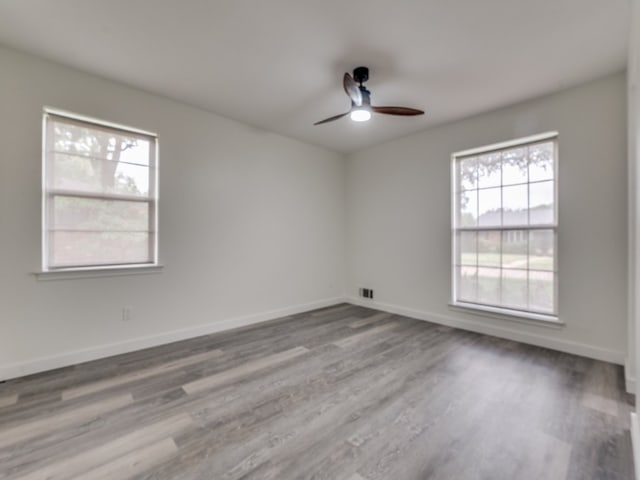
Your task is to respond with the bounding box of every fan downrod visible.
[353,66,369,85]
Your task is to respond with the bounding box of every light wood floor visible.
[0,304,634,479]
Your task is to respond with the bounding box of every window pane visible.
[478,187,501,226]
[457,231,477,266]
[119,139,151,167]
[501,147,527,186]
[459,190,478,227]
[502,184,528,226]
[478,231,501,267]
[52,196,150,232]
[477,267,500,305]
[529,271,554,313]
[49,231,151,268]
[478,152,501,188]
[529,142,554,182]
[529,181,554,225]
[51,154,150,197]
[51,119,152,166]
[458,157,478,190]
[529,230,554,271]
[501,269,528,310]
[457,266,477,303]
[502,230,528,268]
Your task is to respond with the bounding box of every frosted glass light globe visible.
[350,109,371,122]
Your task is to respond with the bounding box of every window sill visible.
[448,302,563,328]
[34,264,164,281]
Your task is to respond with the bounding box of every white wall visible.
[629,0,639,397]
[346,73,628,365]
[628,2,640,474]
[0,46,346,379]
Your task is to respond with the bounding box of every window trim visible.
[450,131,559,323]
[448,302,564,327]
[41,107,160,274]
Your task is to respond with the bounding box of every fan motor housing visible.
[353,66,369,84]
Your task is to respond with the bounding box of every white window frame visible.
[450,131,559,324]
[41,108,160,275]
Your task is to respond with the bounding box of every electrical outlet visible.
[122,306,133,321]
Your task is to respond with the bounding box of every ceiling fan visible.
[314,66,424,125]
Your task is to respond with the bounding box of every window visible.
[451,132,558,321]
[43,109,158,271]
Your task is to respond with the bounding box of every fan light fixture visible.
[350,108,371,122]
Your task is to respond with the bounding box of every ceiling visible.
[0,0,629,154]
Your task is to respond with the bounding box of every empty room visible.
[0,1,638,479]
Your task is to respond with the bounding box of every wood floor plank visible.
[62,349,223,400]
[311,304,353,316]
[68,437,177,480]
[9,413,192,480]
[347,474,367,480]
[0,394,18,408]
[0,393,133,450]
[332,321,399,348]
[182,346,309,395]
[348,313,390,329]
[582,392,620,417]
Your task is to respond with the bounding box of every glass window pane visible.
[51,154,150,197]
[49,231,151,268]
[478,187,501,226]
[458,157,478,190]
[119,139,151,167]
[528,271,555,314]
[51,119,152,166]
[502,230,528,269]
[529,142,554,182]
[529,181,554,225]
[52,196,150,232]
[529,230,554,271]
[457,231,477,266]
[478,152,501,188]
[502,184,528,226]
[501,147,527,186]
[501,269,528,310]
[477,267,501,306]
[457,266,477,303]
[478,231,501,267]
[459,190,478,227]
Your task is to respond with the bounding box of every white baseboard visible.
[347,297,625,365]
[632,413,640,480]
[0,297,347,381]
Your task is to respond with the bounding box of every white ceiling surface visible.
[0,1,629,154]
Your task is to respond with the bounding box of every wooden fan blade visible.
[343,73,363,106]
[372,106,424,116]
[313,112,350,125]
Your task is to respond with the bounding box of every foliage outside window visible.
[452,133,558,320]
[43,110,158,270]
